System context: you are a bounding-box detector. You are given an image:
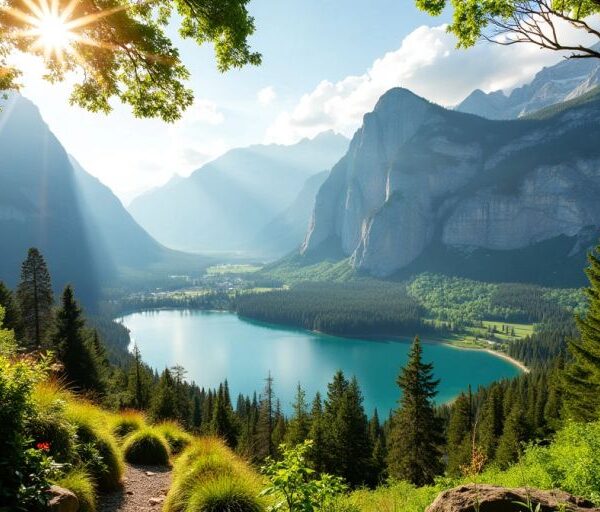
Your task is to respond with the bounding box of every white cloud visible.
[265,21,599,145]
[181,99,225,125]
[257,86,277,106]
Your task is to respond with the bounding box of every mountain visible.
[128,132,349,253]
[301,87,600,286]
[457,54,600,119]
[250,170,329,258]
[0,94,203,304]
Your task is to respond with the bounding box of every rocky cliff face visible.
[301,88,600,281]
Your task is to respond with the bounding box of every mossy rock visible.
[123,429,171,466]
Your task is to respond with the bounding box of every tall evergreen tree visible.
[285,383,310,446]
[17,248,53,347]
[150,368,178,421]
[211,383,238,447]
[368,409,387,483]
[387,337,443,486]
[564,245,600,421]
[0,281,22,340]
[307,392,326,473]
[446,389,474,476]
[495,405,531,468]
[52,286,104,393]
[256,372,275,460]
[478,385,504,461]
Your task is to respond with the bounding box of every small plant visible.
[122,428,171,466]
[186,475,264,512]
[260,440,347,512]
[459,425,487,512]
[156,421,192,454]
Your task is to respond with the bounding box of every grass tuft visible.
[155,421,193,454]
[185,475,264,512]
[53,469,96,512]
[122,428,171,466]
[111,410,145,439]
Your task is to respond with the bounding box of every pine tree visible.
[132,343,145,409]
[0,281,22,340]
[307,392,326,473]
[478,385,504,460]
[52,286,104,393]
[323,370,349,472]
[17,248,53,347]
[368,409,387,483]
[387,337,444,486]
[564,245,600,421]
[285,383,310,446]
[256,372,275,460]
[446,388,473,476]
[495,405,531,468]
[192,394,203,431]
[211,383,238,447]
[150,368,178,421]
[271,399,287,455]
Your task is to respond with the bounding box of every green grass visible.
[53,469,96,512]
[185,475,264,512]
[155,421,193,455]
[122,428,171,466]
[111,410,145,439]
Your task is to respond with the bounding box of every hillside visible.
[300,87,600,286]
[128,132,348,254]
[0,94,205,304]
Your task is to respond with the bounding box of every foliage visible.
[564,245,600,421]
[0,0,261,120]
[415,0,600,59]
[260,441,347,512]
[16,248,53,348]
[156,421,193,454]
[122,428,171,465]
[111,410,145,438]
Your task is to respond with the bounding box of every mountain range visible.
[128,132,348,255]
[300,86,600,286]
[0,94,204,305]
[456,52,600,119]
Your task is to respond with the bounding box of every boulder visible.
[48,485,79,512]
[426,484,600,512]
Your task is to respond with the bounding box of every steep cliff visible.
[301,88,600,285]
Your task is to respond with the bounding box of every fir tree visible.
[210,383,238,447]
[271,399,287,456]
[564,245,600,421]
[446,389,474,476]
[17,248,53,347]
[256,372,275,460]
[52,286,104,393]
[285,383,310,446]
[307,392,326,473]
[478,385,504,461]
[368,409,387,483]
[150,368,178,421]
[387,337,444,486]
[495,405,531,468]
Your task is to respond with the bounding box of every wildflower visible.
[36,442,51,452]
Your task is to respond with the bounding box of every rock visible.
[48,485,79,512]
[145,471,156,476]
[149,496,165,506]
[426,484,600,512]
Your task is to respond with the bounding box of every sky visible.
[10,0,593,203]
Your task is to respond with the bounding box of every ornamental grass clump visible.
[122,428,171,466]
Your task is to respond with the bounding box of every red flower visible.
[36,442,51,452]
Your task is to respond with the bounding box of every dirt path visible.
[99,464,172,512]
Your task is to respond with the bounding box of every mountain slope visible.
[128,132,348,253]
[457,54,600,119]
[0,94,202,304]
[250,170,329,258]
[301,87,600,286]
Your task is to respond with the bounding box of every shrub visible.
[71,421,124,491]
[123,428,171,466]
[26,409,76,463]
[156,421,193,454]
[111,411,145,439]
[185,475,264,512]
[53,469,96,512]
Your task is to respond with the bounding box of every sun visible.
[33,12,74,52]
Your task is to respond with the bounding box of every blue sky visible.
[14,0,577,202]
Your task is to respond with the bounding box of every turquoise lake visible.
[120,310,521,415]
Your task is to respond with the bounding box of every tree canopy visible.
[0,0,261,120]
[416,0,600,58]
